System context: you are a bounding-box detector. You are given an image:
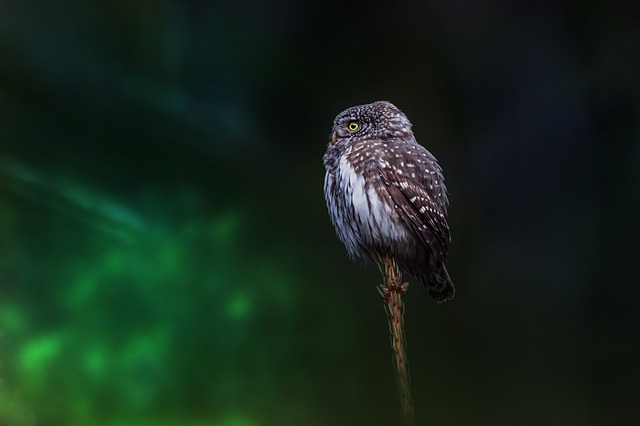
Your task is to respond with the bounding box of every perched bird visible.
[323,101,454,302]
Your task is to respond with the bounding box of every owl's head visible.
[330,100,413,145]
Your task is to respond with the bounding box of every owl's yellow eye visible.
[348,121,359,131]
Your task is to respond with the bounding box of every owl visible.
[323,101,454,303]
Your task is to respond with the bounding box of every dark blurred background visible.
[1,0,639,425]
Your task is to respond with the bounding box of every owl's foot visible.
[378,281,409,300]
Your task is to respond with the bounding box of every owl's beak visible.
[331,132,337,144]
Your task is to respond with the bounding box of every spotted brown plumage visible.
[323,101,454,303]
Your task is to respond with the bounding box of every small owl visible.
[323,101,454,303]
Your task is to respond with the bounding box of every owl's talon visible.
[378,284,390,299]
[400,282,409,294]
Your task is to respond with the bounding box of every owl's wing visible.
[380,172,450,255]
[377,143,453,301]
[378,146,450,252]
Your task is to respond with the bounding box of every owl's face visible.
[330,101,413,146]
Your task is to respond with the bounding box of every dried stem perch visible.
[378,252,414,425]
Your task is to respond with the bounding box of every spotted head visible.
[330,101,414,146]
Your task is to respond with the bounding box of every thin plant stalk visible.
[377,252,414,425]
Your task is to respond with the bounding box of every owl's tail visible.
[414,263,455,303]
